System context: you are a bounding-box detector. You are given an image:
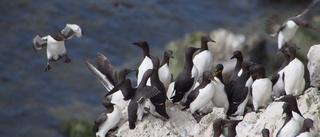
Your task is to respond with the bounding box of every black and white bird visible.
[192,34,215,81]
[133,41,153,86]
[265,0,319,52]
[275,95,304,130]
[171,47,199,104]
[283,43,305,96]
[227,50,244,91]
[182,70,217,123]
[211,64,229,113]
[147,56,170,120]
[33,24,83,71]
[251,65,272,112]
[158,50,174,91]
[276,103,301,137]
[92,97,122,137]
[127,69,161,129]
[271,46,291,99]
[227,60,255,116]
[84,53,134,110]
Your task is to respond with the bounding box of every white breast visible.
[284,58,305,96]
[272,69,285,98]
[276,117,300,137]
[46,35,66,60]
[137,56,153,86]
[192,51,213,80]
[158,63,172,90]
[251,78,272,111]
[211,77,229,113]
[95,104,122,137]
[189,82,215,113]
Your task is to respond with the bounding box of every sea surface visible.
[0,0,318,136]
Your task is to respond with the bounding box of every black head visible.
[287,43,300,51]
[155,104,170,119]
[164,50,174,59]
[118,68,136,78]
[133,41,148,48]
[230,50,243,60]
[201,34,215,43]
[251,64,266,78]
[215,64,224,74]
[304,118,315,130]
[241,60,255,71]
[102,97,114,108]
[274,95,296,104]
[203,70,217,83]
[261,128,270,137]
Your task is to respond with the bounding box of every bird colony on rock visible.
[32,0,320,136]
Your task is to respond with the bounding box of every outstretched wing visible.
[32,34,47,53]
[92,111,107,133]
[61,24,83,39]
[265,14,282,37]
[135,86,161,103]
[295,0,319,18]
[96,53,118,85]
[83,59,114,91]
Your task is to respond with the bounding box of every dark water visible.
[1,0,318,136]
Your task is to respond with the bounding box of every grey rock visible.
[307,44,320,88]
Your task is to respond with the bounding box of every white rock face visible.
[110,88,320,137]
[308,44,320,88]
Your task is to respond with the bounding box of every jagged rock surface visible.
[308,44,320,88]
[110,88,320,137]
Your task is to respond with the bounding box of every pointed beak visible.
[170,55,174,59]
[209,38,216,43]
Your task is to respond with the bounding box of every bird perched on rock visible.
[127,69,161,129]
[283,43,305,96]
[182,70,217,123]
[271,46,291,99]
[92,97,122,137]
[171,47,199,104]
[33,24,83,71]
[227,60,255,116]
[265,0,319,53]
[211,64,229,113]
[158,50,174,91]
[227,50,244,92]
[192,34,215,82]
[276,103,301,137]
[133,41,153,86]
[251,64,272,112]
[147,56,170,120]
[275,95,304,130]
[84,53,135,110]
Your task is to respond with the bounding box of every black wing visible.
[96,53,118,85]
[92,111,107,133]
[83,59,114,91]
[265,14,282,36]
